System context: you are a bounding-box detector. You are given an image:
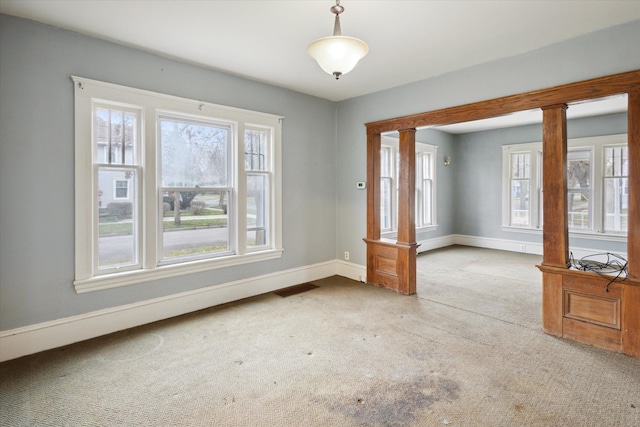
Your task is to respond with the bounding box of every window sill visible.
[416,225,438,233]
[502,226,627,242]
[381,224,439,239]
[74,248,284,294]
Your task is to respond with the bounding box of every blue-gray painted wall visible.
[0,15,337,330]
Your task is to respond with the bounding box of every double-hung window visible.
[502,134,627,237]
[416,150,435,228]
[508,152,532,227]
[73,77,283,292]
[380,136,437,235]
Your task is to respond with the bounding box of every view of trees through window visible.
[159,116,231,262]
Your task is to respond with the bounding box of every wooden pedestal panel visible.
[539,265,640,356]
[364,239,417,295]
[563,290,620,329]
[562,318,621,352]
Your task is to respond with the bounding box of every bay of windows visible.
[73,77,283,292]
[502,134,627,236]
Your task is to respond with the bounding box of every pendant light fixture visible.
[307,0,369,80]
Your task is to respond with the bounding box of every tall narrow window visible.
[417,152,434,227]
[567,149,592,230]
[95,105,141,272]
[604,145,628,232]
[159,115,232,263]
[510,153,530,226]
[245,128,271,249]
[380,146,393,232]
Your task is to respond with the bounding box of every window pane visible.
[605,146,628,177]
[567,150,591,230]
[423,153,432,178]
[98,167,138,269]
[247,173,269,247]
[511,153,529,179]
[95,107,136,165]
[245,130,268,171]
[423,179,432,226]
[381,177,392,231]
[161,191,229,261]
[160,117,229,188]
[604,177,628,232]
[511,180,529,226]
[381,147,391,177]
[568,191,590,229]
[567,150,590,190]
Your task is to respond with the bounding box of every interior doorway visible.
[363,70,640,356]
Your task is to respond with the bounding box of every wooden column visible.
[627,91,640,279]
[396,129,417,295]
[540,104,568,336]
[623,90,640,356]
[397,129,416,246]
[366,130,381,241]
[363,128,417,295]
[541,104,569,268]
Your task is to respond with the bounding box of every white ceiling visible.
[1,0,640,103]
[433,93,628,134]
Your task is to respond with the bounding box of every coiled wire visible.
[569,252,628,292]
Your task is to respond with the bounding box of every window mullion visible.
[144,108,158,270]
[237,123,247,255]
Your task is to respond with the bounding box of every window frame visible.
[73,76,283,293]
[502,134,627,239]
[380,136,438,237]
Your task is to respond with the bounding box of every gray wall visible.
[0,15,337,330]
[336,19,640,265]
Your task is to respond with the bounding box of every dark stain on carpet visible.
[326,376,460,426]
[273,282,319,297]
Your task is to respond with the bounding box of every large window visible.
[502,134,627,236]
[380,136,437,235]
[74,77,283,292]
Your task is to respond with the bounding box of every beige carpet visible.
[1,246,639,426]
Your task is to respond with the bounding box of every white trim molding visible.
[1,260,335,362]
[2,234,626,362]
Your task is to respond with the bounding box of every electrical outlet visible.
[344,251,350,260]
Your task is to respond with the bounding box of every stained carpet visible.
[1,246,639,426]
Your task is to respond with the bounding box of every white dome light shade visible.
[308,36,369,79]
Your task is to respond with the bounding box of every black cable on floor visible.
[569,251,628,292]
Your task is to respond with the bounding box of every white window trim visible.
[73,76,283,293]
[380,136,438,238]
[502,134,627,241]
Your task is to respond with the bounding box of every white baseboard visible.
[0,260,338,362]
[417,235,456,253]
[450,234,627,260]
[2,234,626,362]
[336,259,367,283]
[452,234,544,255]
